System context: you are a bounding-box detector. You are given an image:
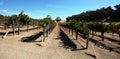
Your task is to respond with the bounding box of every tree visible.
[98,23,108,41]
[41,15,56,41]
[19,11,30,25]
[66,4,120,22]
[0,14,4,22]
[0,14,7,29]
[55,17,61,22]
[114,4,120,21]
[108,23,116,38]
[74,21,80,40]
[69,20,76,36]
[9,15,18,35]
[19,11,30,32]
[88,22,108,41]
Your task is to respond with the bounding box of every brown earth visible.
[0,23,120,59]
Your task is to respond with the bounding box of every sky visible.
[0,0,120,20]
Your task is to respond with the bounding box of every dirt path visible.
[0,23,120,59]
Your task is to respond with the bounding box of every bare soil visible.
[0,24,120,59]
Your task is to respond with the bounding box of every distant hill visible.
[60,20,66,23]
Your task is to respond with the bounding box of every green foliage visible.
[19,11,30,25]
[66,4,120,22]
[82,23,89,36]
[0,14,4,21]
[39,15,56,27]
[61,21,89,36]
[107,23,117,33]
[0,11,57,30]
[7,15,18,26]
[61,20,119,37]
[88,22,109,32]
[55,17,61,22]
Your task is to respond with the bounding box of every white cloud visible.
[0,2,3,6]
[0,9,19,15]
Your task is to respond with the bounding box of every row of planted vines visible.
[21,15,56,42]
[0,11,40,36]
[60,20,120,49]
[0,11,56,39]
[39,15,56,42]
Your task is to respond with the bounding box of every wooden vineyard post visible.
[41,34,44,46]
[41,24,46,46]
[12,20,15,35]
[3,19,7,30]
[75,30,78,40]
[43,24,46,42]
[86,34,89,49]
[72,29,73,36]
[27,23,29,32]
[92,30,94,38]
[2,31,9,39]
[18,24,20,35]
[46,25,49,37]
[69,28,70,34]
[92,44,97,58]
[86,29,90,49]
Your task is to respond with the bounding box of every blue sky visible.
[0,0,120,19]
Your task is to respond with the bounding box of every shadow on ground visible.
[21,32,43,42]
[85,53,96,59]
[59,29,77,51]
[95,34,120,45]
[88,37,120,54]
[36,44,42,46]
